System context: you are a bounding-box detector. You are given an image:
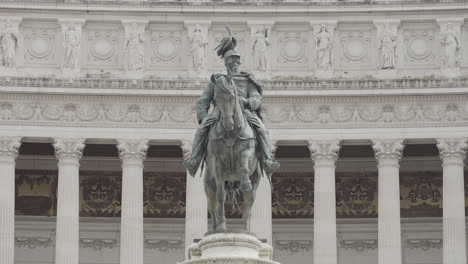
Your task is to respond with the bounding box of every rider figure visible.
[183,48,280,192]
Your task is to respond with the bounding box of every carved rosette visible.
[117,139,149,166]
[0,136,21,163]
[308,140,340,167]
[436,138,467,167]
[372,139,404,167]
[53,138,85,165]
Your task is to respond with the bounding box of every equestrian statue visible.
[183,25,280,232]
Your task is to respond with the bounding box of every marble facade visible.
[0,0,467,264]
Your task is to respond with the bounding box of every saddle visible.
[208,114,255,147]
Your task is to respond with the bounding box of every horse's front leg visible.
[216,181,227,231]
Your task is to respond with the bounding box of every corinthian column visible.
[0,137,21,264]
[308,140,340,264]
[117,139,149,264]
[181,140,207,258]
[53,138,85,264]
[250,139,277,244]
[372,139,404,264]
[436,138,467,264]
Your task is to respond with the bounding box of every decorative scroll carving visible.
[80,238,119,250]
[275,240,313,253]
[340,239,377,252]
[16,236,54,248]
[144,239,184,251]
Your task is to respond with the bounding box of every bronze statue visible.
[183,25,279,231]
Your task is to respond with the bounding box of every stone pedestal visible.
[182,232,279,264]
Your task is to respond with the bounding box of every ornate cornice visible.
[1,77,468,91]
[117,139,149,163]
[0,136,21,159]
[372,139,404,162]
[436,138,468,162]
[308,140,340,163]
[53,138,85,161]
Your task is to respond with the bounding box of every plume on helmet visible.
[214,24,237,58]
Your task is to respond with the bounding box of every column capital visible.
[117,139,149,162]
[180,140,192,160]
[308,139,340,162]
[0,136,21,159]
[53,138,85,161]
[372,139,404,161]
[436,138,467,160]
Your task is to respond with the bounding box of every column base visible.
[182,232,279,264]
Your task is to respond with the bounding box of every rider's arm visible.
[246,84,262,111]
[196,82,214,124]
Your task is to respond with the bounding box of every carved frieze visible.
[80,238,119,250]
[16,236,54,248]
[275,240,313,253]
[400,171,442,217]
[144,239,184,251]
[339,239,377,252]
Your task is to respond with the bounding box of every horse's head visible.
[214,86,237,131]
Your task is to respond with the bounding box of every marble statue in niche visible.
[0,21,19,68]
[125,23,145,71]
[441,22,460,68]
[252,26,270,71]
[63,25,81,69]
[378,23,397,69]
[315,24,333,71]
[188,24,208,76]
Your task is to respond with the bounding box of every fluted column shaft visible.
[250,141,277,244]
[181,141,208,258]
[117,140,149,264]
[372,139,404,264]
[308,140,340,264]
[0,137,21,264]
[53,138,85,264]
[437,138,467,264]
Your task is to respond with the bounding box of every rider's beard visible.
[227,62,239,75]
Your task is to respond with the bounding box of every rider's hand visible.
[239,98,249,108]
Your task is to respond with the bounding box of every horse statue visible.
[204,74,262,232]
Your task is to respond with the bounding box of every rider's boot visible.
[239,174,253,192]
[183,157,199,177]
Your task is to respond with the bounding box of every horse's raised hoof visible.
[239,181,253,192]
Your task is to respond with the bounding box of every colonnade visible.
[0,137,466,264]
